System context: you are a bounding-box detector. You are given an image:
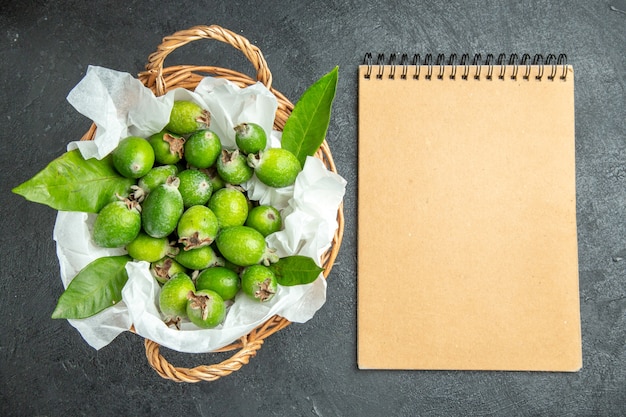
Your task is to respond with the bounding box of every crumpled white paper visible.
[53,66,346,353]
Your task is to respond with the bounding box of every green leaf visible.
[281,66,339,167]
[51,255,131,319]
[269,255,325,287]
[12,149,135,213]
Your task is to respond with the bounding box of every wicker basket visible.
[78,25,344,382]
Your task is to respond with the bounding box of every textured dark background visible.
[1,1,625,416]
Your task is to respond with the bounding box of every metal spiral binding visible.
[362,53,568,81]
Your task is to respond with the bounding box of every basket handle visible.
[144,25,273,95]
[143,315,293,382]
[144,336,264,383]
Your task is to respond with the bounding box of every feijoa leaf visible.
[281,67,338,167]
[12,149,135,213]
[51,255,131,319]
[268,255,324,286]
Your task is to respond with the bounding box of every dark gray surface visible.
[1,1,625,416]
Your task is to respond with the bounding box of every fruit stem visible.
[164,317,182,330]
[163,133,185,159]
[178,232,214,251]
[255,278,276,302]
[196,109,211,128]
[165,175,181,188]
[247,152,261,169]
[234,122,250,136]
[262,247,280,266]
[187,291,210,320]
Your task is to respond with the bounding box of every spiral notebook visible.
[357,53,581,371]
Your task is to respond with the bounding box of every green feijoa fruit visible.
[126,232,178,263]
[184,129,222,169]
[93,199,141,248]
[207,187,249,228]
[245,205,282,237]
[141,177,184,238]
[195,267,240,301]
[175,245,224,270]
[112,136,155,179]
[234,122,267,154]
[186,289,226,329]
[158,272,195,321]
[151,258,187,285]
[148,130,185,165]
[177,169,212,208]
[215,225,278,267]
[166,101,211,135]
[216,149,253,185]
[137,165,178,195]
[240,264,278,302]
[247,148,301,188]
[177,205,219,250]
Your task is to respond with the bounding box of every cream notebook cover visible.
[357,53,582,371]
